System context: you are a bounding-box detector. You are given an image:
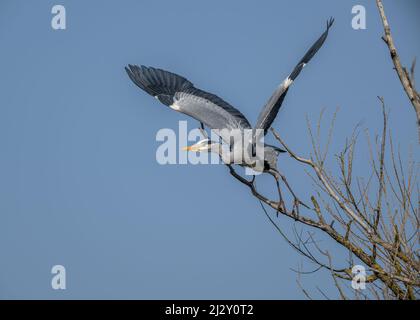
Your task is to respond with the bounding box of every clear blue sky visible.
[0,0,418,299]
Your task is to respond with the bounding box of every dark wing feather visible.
[125,65,251,142]
[125,64,193,105]
[175,87,251,130]
[255,18,334,134]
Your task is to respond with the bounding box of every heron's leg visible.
[199,128,208,139]
[198,122,208,139]
[272,169,310,218]
[278,171,304,206]
[268,170,285,215]
[276,179,286,215]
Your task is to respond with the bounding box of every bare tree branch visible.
[376,0,420,133]
[221,3,420,299]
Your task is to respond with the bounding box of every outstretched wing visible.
[125,65,251,143]
[255,18,334,134]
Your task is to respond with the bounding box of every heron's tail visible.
[265,143,286,154]
[125,65,193,106]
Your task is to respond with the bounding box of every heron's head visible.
[182,139,216,152]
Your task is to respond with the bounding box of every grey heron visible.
[125,18,334,173]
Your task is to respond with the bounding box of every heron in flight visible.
[126,18,334,174]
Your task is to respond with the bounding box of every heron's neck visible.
[212,143,262,167]
[211,143,233,164]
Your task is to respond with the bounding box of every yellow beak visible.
[182,145,195,151]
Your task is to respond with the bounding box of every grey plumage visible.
[125,64,251,144]
[125,18,334,172]
[255,17,334,134]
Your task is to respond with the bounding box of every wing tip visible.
[124,65,132,75]
[327,17,334,30]
[125,64,141,77]
[125,63,153,94]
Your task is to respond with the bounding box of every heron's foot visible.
[292,199,300,220]
[276,200,286,216]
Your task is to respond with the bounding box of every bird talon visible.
[277,201,286,213]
